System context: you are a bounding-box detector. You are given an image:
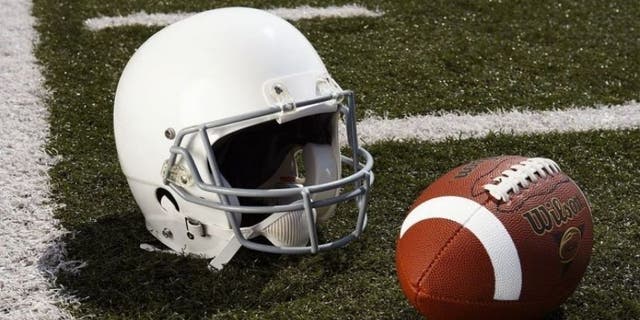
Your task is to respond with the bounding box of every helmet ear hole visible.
[155,188,179,212]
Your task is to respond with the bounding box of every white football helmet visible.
[113,7,373,270]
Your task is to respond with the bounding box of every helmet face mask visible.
[114,7,374,270]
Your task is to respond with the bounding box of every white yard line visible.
[84,4,384,30]
[0,1,82,319]
[341,102,640,145]
[80,3,640,146]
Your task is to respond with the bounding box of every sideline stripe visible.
[0,0,82,319]
[84,4,384,30]
[345,102,640,145]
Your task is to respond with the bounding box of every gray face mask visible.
[161,91,374,269]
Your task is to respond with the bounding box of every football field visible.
[2,0,639,319]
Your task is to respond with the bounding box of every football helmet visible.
[113,7,373,270]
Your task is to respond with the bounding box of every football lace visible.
[483,158,561,202]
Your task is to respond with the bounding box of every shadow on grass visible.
[52,212,369,318]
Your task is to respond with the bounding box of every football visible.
[395,156,594,320]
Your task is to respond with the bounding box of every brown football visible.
[395,156,593,320]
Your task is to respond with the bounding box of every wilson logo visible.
[522,196,585,235]
[559,227,582,263]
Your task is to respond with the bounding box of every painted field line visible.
[341,102,640,145]
[84,4,383,30]
[0,0,83,319]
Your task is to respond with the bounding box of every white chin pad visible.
[303,143,339,222]
[255,205,315,247]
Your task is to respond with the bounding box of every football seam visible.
[496,177,572,214]
[412,221,469,306]
[470,157,517,198]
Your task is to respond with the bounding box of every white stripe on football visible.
[400,196,522,301]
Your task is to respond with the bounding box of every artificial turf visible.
[33,0,640,319]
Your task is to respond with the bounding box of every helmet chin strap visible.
[233,143,338,248]
[244,203,316,247]
[204,204,315,271]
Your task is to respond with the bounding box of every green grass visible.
[38,0,640,118]
[48,130,640,320]
[32,0,640,319]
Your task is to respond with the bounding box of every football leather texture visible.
[396,156,593,320]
